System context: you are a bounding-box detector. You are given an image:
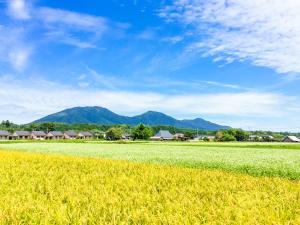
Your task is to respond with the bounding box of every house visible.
[193,136,202,141]
[194,135,215,141]
[150,130,173,141]
[64,131,78,139]
[93,131,106,139]
[77,131,93,139]
[203,135,215,141]
[0,130,10,140]
[283,136,300,143]
[173,133,184,139]
[46,131,64,140]
[262,135,274,142]
[122,133,132,140]
[12,131,31,140]
[173,133,189,141]
[249,135,262,141]
[264,135,274,139]
[31,131,46,140]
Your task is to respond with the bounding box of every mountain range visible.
[33,106,230,130]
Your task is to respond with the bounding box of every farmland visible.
[1,141,300,224]
[0,150,300,224]
[1,141,300,179]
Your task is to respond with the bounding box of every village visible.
[0,130,94,140]
[0,129,299,143]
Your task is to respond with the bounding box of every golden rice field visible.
[1,150,300,224]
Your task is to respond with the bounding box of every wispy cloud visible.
[0,26,32,71]
[162,35,184,44]
[1,1,128,69]
[44,30,98,49]
[38,7,107,33]
[8,47,32,71]
[201,81,241,90]
[78,67,245,91]
[160,0,300,74]
[37,7,108,48]
[136,28,158,40]
[0,76,299,131]
[85,68,134,90]
[6,0,31,20]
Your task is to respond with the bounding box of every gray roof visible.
[79,131,93,137]
[0,130,10,136]
[15,131,31,136]
[284,136,300,142]
[154,130,173,139]
[64,131,78,136]
[31,131,46,136]
[48,131,64,136]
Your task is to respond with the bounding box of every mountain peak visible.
[140,111,170,117]
[33,106,229,130]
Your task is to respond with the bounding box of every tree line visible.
[1,120,298,141]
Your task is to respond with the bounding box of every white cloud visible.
[0,26,32,71]
[7,0,31,20]
[201,81,241,90]
[8,47,32,71]
[1,3,119,69]
[78,67,245,91]
[37,7,108,48]
[162,35,184,44]
[137,28,157,40]
[78,82,90,88]
[0,77,299,131]
[44,30,98,49]
[161,0,300,74]
[86,68,130,90]
[38,7,107,33]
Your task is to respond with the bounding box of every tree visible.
[1,120,12,128]
[40,123,55,132]
[215,131,224,141]
[220,133,236,142]
[132,124,153,140]
[184,131,194,139]
[29,123,38,131]
[203,137,210,142]
[106,128,123,141]
[234,129,249,141]
[216,129,248,142]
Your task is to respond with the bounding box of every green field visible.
[1,141,300,179]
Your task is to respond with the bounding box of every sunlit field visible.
[1,141,300,179]
[0,151,300,224]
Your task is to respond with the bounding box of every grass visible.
[1,150,300,224]
[1,141,300,179]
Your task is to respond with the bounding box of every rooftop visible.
[32,131,46,136]
[0,130,10,136]
[154,130,173,139]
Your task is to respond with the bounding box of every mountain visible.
[33,106,230,130]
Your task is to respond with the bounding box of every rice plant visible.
[0,151,300,224]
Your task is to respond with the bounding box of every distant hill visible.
[33,106,230,130]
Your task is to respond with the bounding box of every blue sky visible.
[0,0,300,131]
